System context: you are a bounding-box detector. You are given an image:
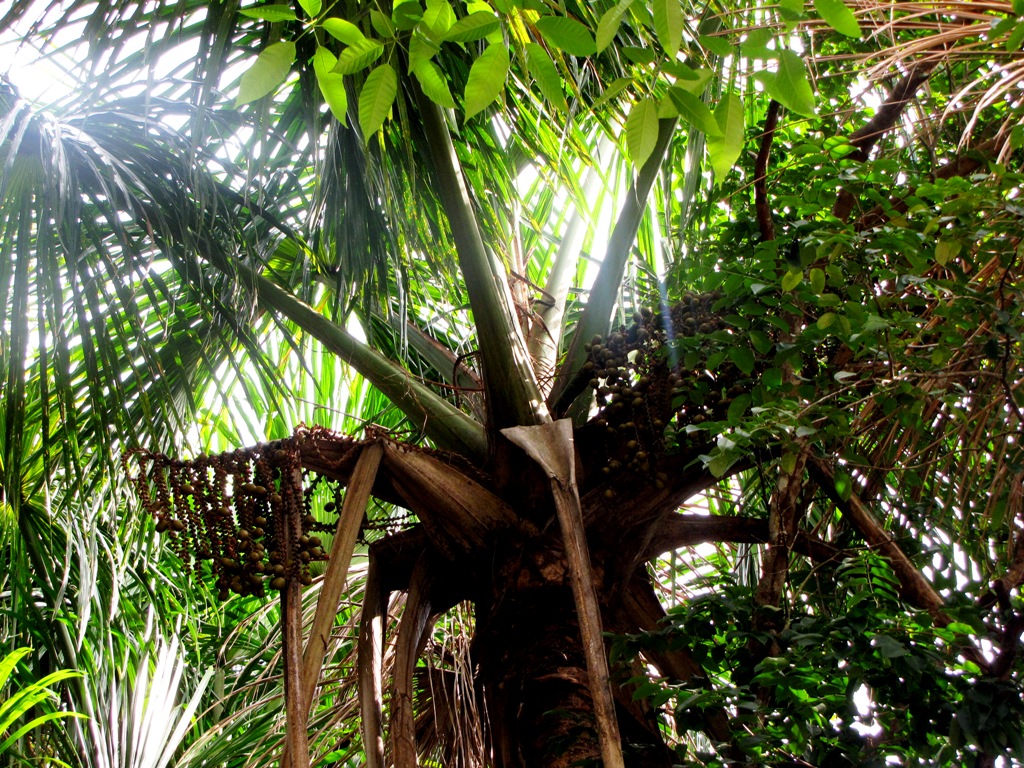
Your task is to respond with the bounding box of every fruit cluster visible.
[125,440,328,600]
[584,293,760,484]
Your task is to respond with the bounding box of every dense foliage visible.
[0,0,1023,766]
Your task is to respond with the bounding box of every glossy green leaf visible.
[358,62,398,142]
[670,65,713,94]
[652,0,683,58]
[298,0,322,18]
[535,16,597,56]
[708,450,738,478]
[333,38,385,75]
[706,92,743,179]
[727,393,752,423]
[446,11,501,42]
[934,239,961,265]
[464,43,510,118]
[814,0,862,38]
[235,41,295,106]
[781,269,803,291]
[625,97,660,168]
[239,5,298,22]
[371,9,396,37]
[810,267,825,293]
[322,18,365,45]
[409,29,441,71]
[525,42,568,111]
[393,0,423,30]
[423,0,456,38]
[414,60,456,109]
[730,345,755,375]
[698,34,733,57]
[817,311,837,330]
[596,0,633,52]
[313,47,348,125]
[773,50,816,116]
[667,87,723,136]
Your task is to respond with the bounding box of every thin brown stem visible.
[755,100,780,242]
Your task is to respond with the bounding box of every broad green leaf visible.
[810,267,825,293]
[814,0,862,37]
[706,92,743,179]
[446,11,501,41]
[1014,0,1024,15]
[741,27,775,58]
[652,0,683,58]
[394,0,423,30]
[625,98,660,168]
[333,38,385,75]
[322,18,365,45]
[596,1,633,52]
[698,34,733,57]
[935,239,961,265]
[773,50,816,116]
[525,42,568,111]
[727,393,752,424]
[409,29,441,71]
[667,87,722,136]
[817,311,837,330]
[750,329,773,354]
[423,0,456,38]
[708,450,738,478]
[730,345,755,375]
[239,5,298,22]
[669,65,713,94]
[298,0,322,18]
[464,43,510,118]
[371,9,396,37]
[313,47,348,125]
[414,60,456,109]
[236,41,295,106]
[780,0,805,13]
[535,16,597,56]
[781,269,803,291]
[1006,20,1024,51]
[358,63,398,142]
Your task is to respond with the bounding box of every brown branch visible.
[642,513,844,563]
[809,458,949,619]
[390,554,436,768]
[753,451,810,626]
[755,100,780,242]
[301,442,383,714]
[281,467,310,768]
[358,552,387,768]
[855,135,1006,231]
[833,64,934,221]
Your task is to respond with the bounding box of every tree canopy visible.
[0,0,1023,766]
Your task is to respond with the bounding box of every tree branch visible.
[833,64,934,221]
[755,100,780,243]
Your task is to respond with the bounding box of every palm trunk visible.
[472,533,676,768]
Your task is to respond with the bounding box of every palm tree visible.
[2,0,1023,766]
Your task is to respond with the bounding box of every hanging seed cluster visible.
[584,292,761,487]
[124,441,328,601]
